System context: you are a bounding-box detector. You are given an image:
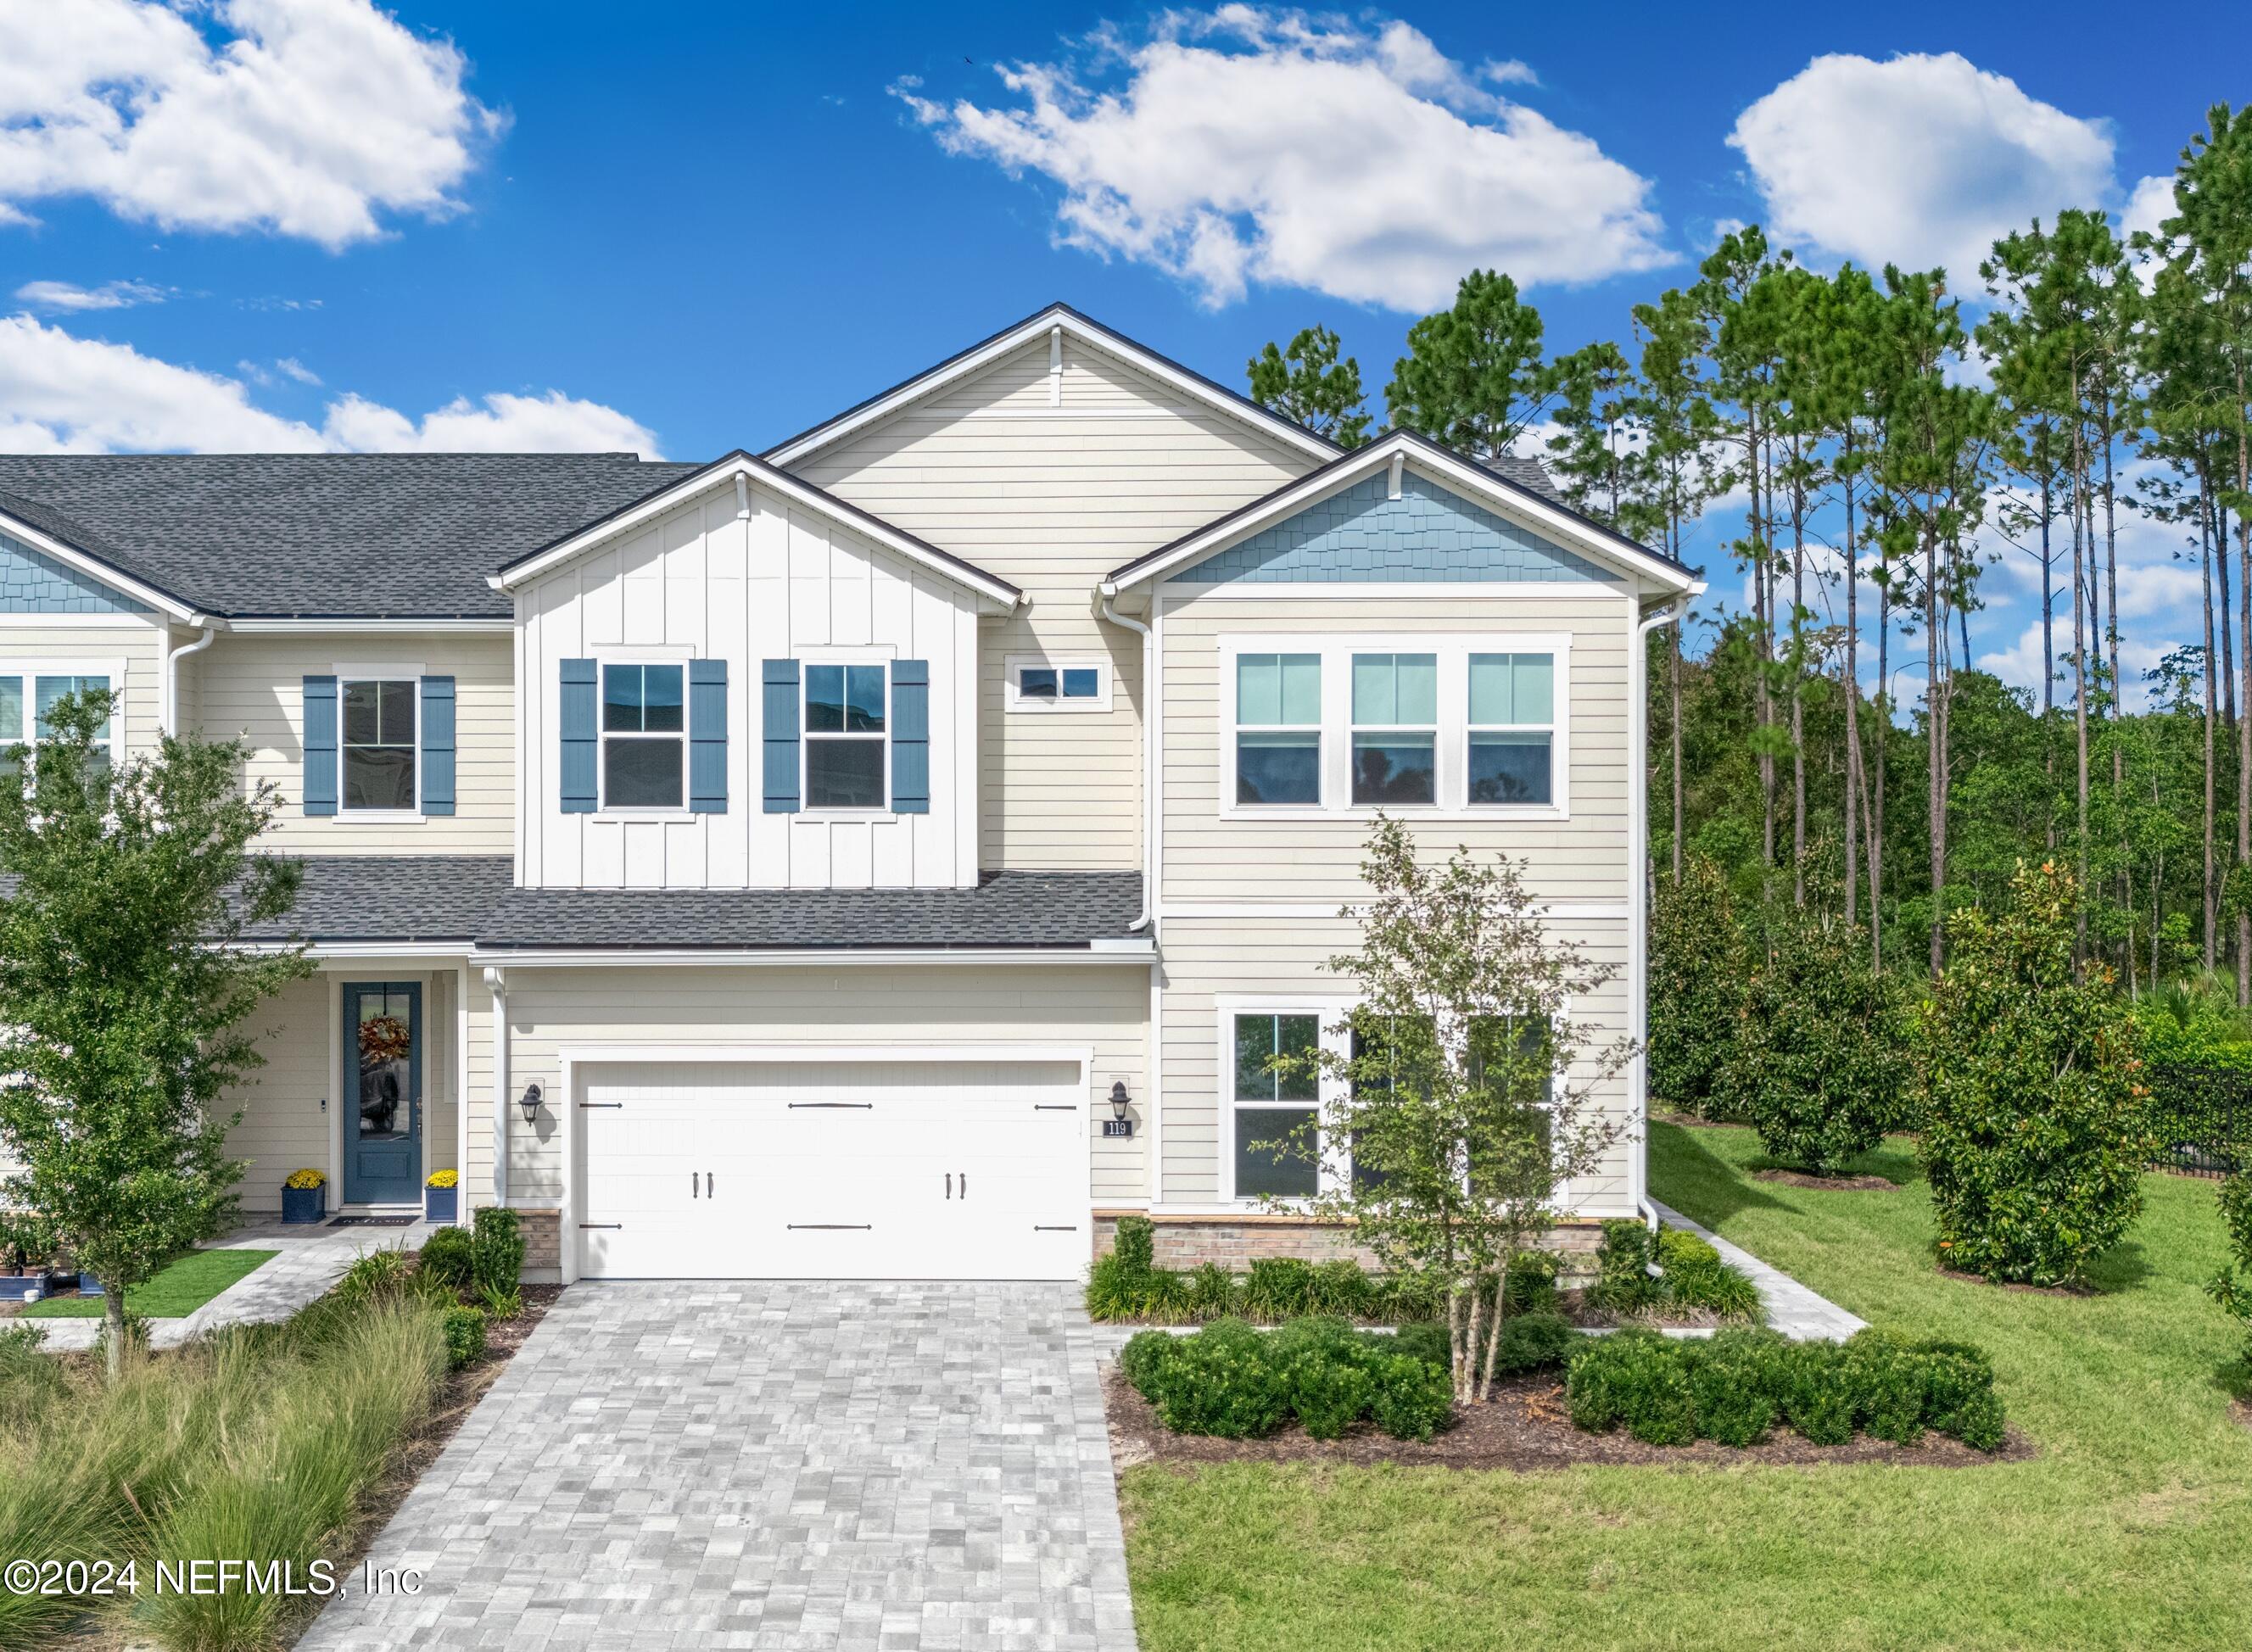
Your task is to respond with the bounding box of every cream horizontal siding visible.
[521,477,978,890]
[462,961,1153,1213]
[1157,588,1636,907]
[187,631,515,854]
[0,618,165,757]
[216,976,329,1213]
[1156,914,1634,1214]
[790,336,1316,872]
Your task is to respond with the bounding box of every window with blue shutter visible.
[559,659,597,814]
[302,675,338,816]
[890,659,929,814]
[762,659,800,813]
[690,659,727,812]
[419,675,455,815]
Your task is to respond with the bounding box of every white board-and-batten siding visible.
[517,477,980,890]
[786,336,1316,875]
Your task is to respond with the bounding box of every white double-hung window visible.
[0,663,123,767]
[1221,634,1567,818]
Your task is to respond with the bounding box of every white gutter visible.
[1096,594,1156,934]
[483,965,509,1208]
[1630,589,1698,1232]
[162,626,217,736]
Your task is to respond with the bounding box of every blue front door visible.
[344,982,422,1205]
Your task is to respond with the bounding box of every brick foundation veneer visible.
[518,1208,562,1283]
[1092,1211,1604,1279]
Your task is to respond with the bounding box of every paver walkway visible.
[302,1281,1137,1652]
[28,1219,436,1351]
[1653,1199,1867,1341]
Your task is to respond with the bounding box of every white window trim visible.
[1216,996,1351,1204]
[0,656,127,756]
[594,657,692,820]
[799,654,895,821]
[1215,994,1584,1208]
[336,672,424,821]
[1220,632,1571,823]
[1003,653,1113,714]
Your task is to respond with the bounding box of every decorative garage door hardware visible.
[690,1172,713,1197]
[578,1101,623,1109]
[789,1101,874,1109]
[944,1173,970,1198]
[579,1223,622,1230]
[1033,1103,1076,1111]
[787,1224,873,1231]
[1034,1225,1079,1231]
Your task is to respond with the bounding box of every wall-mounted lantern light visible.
[1104,1080,1134,1138]
[518,1081,544,1125]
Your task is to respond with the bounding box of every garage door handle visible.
[1034,1225,1079,1231]
[790,1101,873,1109]
[959,1171,967,1199]
[690,1171,698,1199]
[579,1102,623,1109]
[707,1171,713,1198]
[1034,1104,1076,1111]
[579,1223,622,1230]
[788,1224,872,1231]
[945,1173,952,1199]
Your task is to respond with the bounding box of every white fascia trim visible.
[463,943,1156,968]
[225,618,513,634]
[1160,901,1629,921]
[762,306,1338,469]
[556,1041,1095,1069]
[232,941,478,960]
[487,453,1022,609]
[1102,433,1699,597]
[0,505,198,622]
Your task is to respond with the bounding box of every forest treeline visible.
[1244,102,2252,999]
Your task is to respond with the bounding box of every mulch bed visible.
[1755,1169,1900,1192]
[1104,1364,2034,1473]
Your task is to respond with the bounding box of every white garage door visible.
[577,1058,1089,1281]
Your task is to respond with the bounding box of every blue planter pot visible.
[424,1186,458,1224]
[0,1273,58,1302]
[282,1186,327,1225]
[76,1274,101,1298]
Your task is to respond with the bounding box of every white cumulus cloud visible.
[894,8,1668,310]
[12,277,167,312]
[1728,53,2115,282]
[0,313,660,455]
[0,0,501,248]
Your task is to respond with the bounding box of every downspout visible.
[1631,590,1696,1232]
[483,966,510,1208]
[164,626,216,736]
[1096,588,1154,934]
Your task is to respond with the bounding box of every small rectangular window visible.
[601,663,685,809]
[0,669,115,772]
[804,663,887,809]
[1235,652,1322,806]
[1020,667,1058,700]
[1232,1012,1320,1198]
[1008,658,1109,712]
[1062,667,1100,698]
[1350,652,1436,805]
[1468,654,1555,806]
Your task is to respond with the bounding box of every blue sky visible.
[2,0,2244,706]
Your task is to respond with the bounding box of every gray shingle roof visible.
[478,870,1145,951]
[220,858,1143,950]
[0,454,703,619]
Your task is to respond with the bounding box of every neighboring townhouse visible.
[0,304,1700,1283]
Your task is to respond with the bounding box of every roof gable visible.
[0,519,156,616]
[763,303,1340,469]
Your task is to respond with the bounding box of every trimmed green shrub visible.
[471,1207,525,1298]
[1919,862,2154,1287]
[440,1305,488,1370]
[1369,1353,1453,1440]
[1844,1330,1929,1445]
[1780,1342,1856,1445]
[1142,1319,1290,1438]
[1567,1329,1692,1442]
[1113,1214,1156,1274]
[1387,1320,1450,1370]
[1491,1309,1579,1377]
[2206,1169,2252,1360]
[1685,1328,1789,1446]
[417,1225,478,1295]
[1649,852,1746,1116]
[1286,1349,1377,1440]
[1120,1329,1179,1394]
[1587,1219,1661,1312]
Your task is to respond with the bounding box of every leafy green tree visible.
[1917,862,2153,1287]
[1719,890,1908,1175]
[1273,817,1632,1405]
[1543,340,1641,527]
[1647,853,1744,1116]
[1247,325,1372,448]
[1384,269,1549,459]
[0,691,309,1377]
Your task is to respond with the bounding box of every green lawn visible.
[1120,1124,2252,1651]
[22,1248,277,1319]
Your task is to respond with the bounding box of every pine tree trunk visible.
[1791,460,1807,907]
[1843,460,1862,929]
[2071,385,2090,971]
[2205,478,2220,972]
[1927,517,1946,980]
[2040,453,2055,713]
[1873,572,1888,971]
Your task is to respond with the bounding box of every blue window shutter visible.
[560,659,597,814]
[302,675,338,816]
[762,659,800,813]
[419,675,456,816]
[690,658,728,813]
[891,659,929,814]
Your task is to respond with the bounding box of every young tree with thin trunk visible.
[1275,818,1632,1406]
[0,692,309,1380]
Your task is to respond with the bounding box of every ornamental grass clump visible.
[1587,1219,1763,1322]
[1918,862,2154,1289]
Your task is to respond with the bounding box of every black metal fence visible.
[2147,1062,2251,1178]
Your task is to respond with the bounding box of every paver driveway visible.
[302,1282,1137,1652]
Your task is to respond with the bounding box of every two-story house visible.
[0,304,1698,1283]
